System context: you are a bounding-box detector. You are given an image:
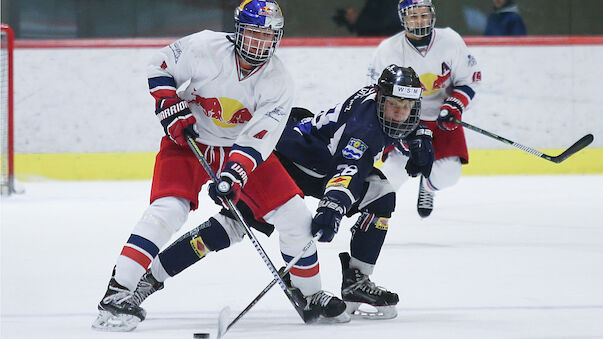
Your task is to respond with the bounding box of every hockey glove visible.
[208,161,248,206]
[311,195,346,243]
[405,126,435,178]
[437,98,463,131]
[156,97,198,146]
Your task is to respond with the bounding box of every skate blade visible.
[345,301,398,320]
[91,310,140,332]
[314,311,351,324]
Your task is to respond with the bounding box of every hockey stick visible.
[217,231,322,339]
[185,136,308,323]
[452,118,593,163]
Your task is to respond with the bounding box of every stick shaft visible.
[185,137,306,319]
[225,231,322,333]
[454,118,593,163]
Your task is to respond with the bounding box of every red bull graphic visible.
[259,6,274,16]
[191,95,252,128]
[419,71,450,96]
[419,61,451,96]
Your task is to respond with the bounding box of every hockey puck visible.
[193,333,210,339]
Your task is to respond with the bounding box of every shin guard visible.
[157,216,232,277]
[349,192,395,273]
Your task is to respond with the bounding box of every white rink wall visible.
[13,44,602,154]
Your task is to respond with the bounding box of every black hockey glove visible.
[156,97,199,146]
[208,161,248,206]
[405,125,435,178]
[311,195,346,243]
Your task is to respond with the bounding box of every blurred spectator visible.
[333,0,402,36]
[484,0,527,36]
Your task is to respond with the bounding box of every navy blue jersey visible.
[276,86,397,211]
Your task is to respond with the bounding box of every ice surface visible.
[2,176,603,339]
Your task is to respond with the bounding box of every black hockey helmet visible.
[376,64,422,138]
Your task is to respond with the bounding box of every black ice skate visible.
[417,175,434,218]
[339,252,399,319]
[131,269,164,306]
[281,268,351,324]
[91,271,146,332]
[303,290,351,323]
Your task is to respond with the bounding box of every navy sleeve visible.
[322,105,385,211]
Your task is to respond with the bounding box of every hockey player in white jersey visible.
[368,0,482,217]
[92,0,349,332]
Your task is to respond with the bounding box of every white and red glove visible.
[437,98,463,131]
[156,97,198,146]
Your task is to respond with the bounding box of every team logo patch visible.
[342,138,368,160]
[473,71,482,82]
[326,176,352,189]
[468,54,477,67]
[375,217,389,230]
[266,106,286,122]
[190,236,209,258]
[169,41,183,63]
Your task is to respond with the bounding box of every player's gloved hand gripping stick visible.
[441,112,594,163]
[184,134,313,325]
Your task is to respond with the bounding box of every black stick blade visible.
[551,134,594,163]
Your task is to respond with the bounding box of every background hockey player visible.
[126,65,435,320]
[368,0,481,218]
[92,0,349,332]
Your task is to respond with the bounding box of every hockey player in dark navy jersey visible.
[274,65,434,319]
[124,65,435,321]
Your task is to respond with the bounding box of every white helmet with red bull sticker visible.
[398,0,436,38]
[234,0,284,66]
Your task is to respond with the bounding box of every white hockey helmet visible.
[398,0,436,38]
[234,0,284,66]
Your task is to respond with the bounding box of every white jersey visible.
[147,30,294,167]
[369,27,481,121]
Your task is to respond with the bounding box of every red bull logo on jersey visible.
[419,72,450,96]
[191,95,252,128]
[419,62,451,96]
